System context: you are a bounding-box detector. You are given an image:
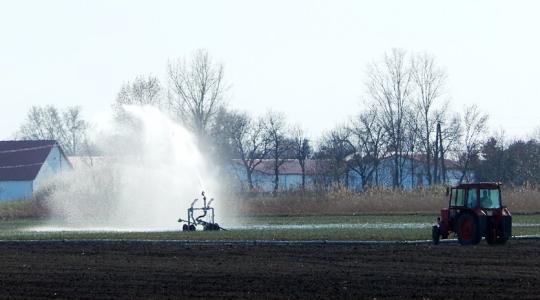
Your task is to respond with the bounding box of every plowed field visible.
[0,240,538,299]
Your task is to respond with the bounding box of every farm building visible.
[229,159,325,192]
[229,155,469,192]
[348,154,467,191]
[0,140,71,201]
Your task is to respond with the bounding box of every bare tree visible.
[411,53,447,185]
[113,75,162,120]
[458,105,488,183]
[291,126,312,191]
[226,111,270,191]
[168,49,226,137]
[402,108,422,187]
[317,126,354,188]
[264,111,291,194]
[17,105,88,155]
[348,106,387,188]
[18,106,62,141]
[209,107,238,163]
[366,48,413,187]
[62,107,89,155]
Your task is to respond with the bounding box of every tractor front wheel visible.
[456,213,481,246]
[432,226,440,245]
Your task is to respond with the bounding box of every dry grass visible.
[2,185,538,219]
[502,184,540,212]
[0,200,47,219]
[239,185,540,215]
[0,189,50,219]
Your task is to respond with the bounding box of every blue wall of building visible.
[0,181,33,202]
[0,144,70,201]
[229,164,315,192]
[230,158,471,192]
[34,145,70,190]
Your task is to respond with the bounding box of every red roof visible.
[0,140,57,181]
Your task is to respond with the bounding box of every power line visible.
[0,162,44,169]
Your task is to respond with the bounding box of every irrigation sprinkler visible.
[178,191,225,231]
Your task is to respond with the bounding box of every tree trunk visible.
[246,169,254,191]
[459,155,469,184]
[411,157,415,188]
[393,153,400,188]
[345,169,349,189]
[439,124,446,184]
[433,127,439,184]
[425,125,432,185]
[273,158,279,195]
[300,161,306,192]
[375,163,379,186]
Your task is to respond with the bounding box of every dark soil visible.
[0,240,539,299]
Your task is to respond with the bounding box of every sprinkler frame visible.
[178,191,223,231]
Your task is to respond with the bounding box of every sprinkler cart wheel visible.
[204,223,220,231]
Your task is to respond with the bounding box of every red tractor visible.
[433,182,512,245]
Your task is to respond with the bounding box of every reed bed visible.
[239,185,540,216]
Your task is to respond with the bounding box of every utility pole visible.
[433,123,440,184]
[438,121,446,184]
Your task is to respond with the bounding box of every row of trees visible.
[213,110,313,192]
[475,137,540,186]
[15,49,540,189]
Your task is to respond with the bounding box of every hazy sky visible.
[1,0,539,141]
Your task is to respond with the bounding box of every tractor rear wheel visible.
[189,224,196,231]
[456,213,481,246]
[432,226,440,245]
[486,228,497,245]
[486,220,510,245]
[486,232,509,245]
[496,235,509,245]
[182,224,188,231]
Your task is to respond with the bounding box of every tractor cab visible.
[449,184,501,209]
[434,182,512,245]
